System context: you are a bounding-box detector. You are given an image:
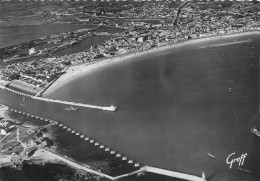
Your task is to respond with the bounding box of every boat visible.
[237,167,253,174]
[228,88,232,93]
[207,152,215,158]
[251,127,260,137]
[137,172,145,177]
[64,106,78,111]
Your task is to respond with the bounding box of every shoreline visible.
[30,149,114,180]
[43,30,260,96]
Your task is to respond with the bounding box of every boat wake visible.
[206,152,215,158]
[198,40,251,49]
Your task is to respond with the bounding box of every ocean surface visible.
[44,34,260,181]
[0,32,260,181]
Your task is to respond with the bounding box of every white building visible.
[0,128,7,135]
[29,47,36,55]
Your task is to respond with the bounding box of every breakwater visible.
[0,85,117,112]
[42,150,206,181]
[114,166,206,181]
[33,97,117,112]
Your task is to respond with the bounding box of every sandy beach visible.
[30,149,64,165]
[43,30,260,95]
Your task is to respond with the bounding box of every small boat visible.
[64,107,78,111]
[207,152,215,158]
[137,172,145,177]
[228,88,232,93]
[237,167,253,174]
[251,127,260,137]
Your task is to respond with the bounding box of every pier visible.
[0,85,117,112]
[32,96,117,112]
